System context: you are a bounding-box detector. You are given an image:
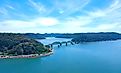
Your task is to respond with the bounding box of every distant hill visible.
[19,32,121,43]
[23,33,46,39]
[0,33,50,56]
[71,32,121,43]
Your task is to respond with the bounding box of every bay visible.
[0,38,121,73]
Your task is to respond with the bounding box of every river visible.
[0,37,121,73]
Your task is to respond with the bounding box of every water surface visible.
[0,38,121,73]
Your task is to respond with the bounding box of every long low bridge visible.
[46,41,75,48]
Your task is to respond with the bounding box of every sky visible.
[0,0,121,33]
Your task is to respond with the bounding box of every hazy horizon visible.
[0,31,121,34]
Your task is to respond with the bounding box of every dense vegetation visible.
[23,33,45,39]
[23,33,72,39]
[21,32,121,40]
[0,33,50,56]
[71,32,121,43]
[40,32,121,43]
[1,32,120,55]
[42,32,121,43]
[22,32,121,44]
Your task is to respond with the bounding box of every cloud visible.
[28,0,90,17]
[77,0,121,32]
[55,0,90,17]
[58,0,121,33]
[88,10,106,18]
[109,0,121,11]
[0,20,34,29]
[28,0,46,14]
[61,15,92,28]
[6,5,15,10]
[33,17,59,26]
[0,0,121,33]
[0,7,8,15]
[96,23,120,30]
[86,0,120,18]
[0,17,59,29]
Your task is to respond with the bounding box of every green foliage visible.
[71,32,121,43]
[45,45,50,48]
[0,33,50,56]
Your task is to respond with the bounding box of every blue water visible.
[0,38,121,73]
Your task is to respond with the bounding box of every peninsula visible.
[0,33,53,59]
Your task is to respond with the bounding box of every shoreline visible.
[0,49,53,59]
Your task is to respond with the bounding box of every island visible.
[0,33,53,59]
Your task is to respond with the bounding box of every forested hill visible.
[71,32,121,43]
[0,33,50,56]
[23,33,45,39]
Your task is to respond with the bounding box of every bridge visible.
[46,41,75,48]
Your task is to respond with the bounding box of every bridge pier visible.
[60,43,62,46]
[50,44,53,48]
[66,42,67,46]
[58,45,60,48]
[71,42,74,45]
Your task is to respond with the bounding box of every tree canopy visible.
[71,32,121,43]
[0,33,50,56]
